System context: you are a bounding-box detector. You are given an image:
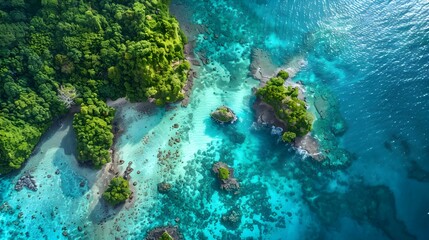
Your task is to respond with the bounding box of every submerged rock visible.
[250,48,277,82]
[331,119,347,136]
[212,162,239,192]
[227,130,246,144]
[210,106,237,124]
[407,160,429,182]
[157,182,172,193]
[304,183,416,240]
[221,208,241,229]
[321,148,354,169]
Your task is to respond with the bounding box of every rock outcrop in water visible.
[252,70,327,161]
[252,68,355,168]
[15,172,37,191]
[210,106,237,124]
[253,98,324,161]
[212,162,239,192]
[145,226,183,240]
[255,70,313,138]
[123,161,134,180]
[294,134,325,161]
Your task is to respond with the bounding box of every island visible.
[212,162,240,192]
[255,70,313,142]
[210,106,237,124]
[0,0,190,174]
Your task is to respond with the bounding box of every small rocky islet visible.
[14,172,37,192]
[212,162,240,192]
[210,106,237,124]
[251,69,352,168]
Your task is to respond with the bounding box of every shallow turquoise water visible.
[1,0,429,239]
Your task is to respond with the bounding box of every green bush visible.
[282,131,296,143]
[159,231,173,240]
[218,167,230,180]
[103,177,131,206]
[277,70,289,80]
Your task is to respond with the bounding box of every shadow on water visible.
[381,132,429,183]
[0,113,81,207]
[59,118,77,157]
[407,160,429,182]
[88,198,126,225]
[53,117,92,196]
[51,149,89,198]
[383,133,411,157]
[30,114,75,159]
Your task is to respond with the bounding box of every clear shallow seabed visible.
[1,0,429,239]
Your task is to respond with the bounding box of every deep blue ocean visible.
[1,0,428,239]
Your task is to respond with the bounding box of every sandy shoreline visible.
[90,99,159,209]
[91,3,204,208]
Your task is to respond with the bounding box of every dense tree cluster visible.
[218,167,230,180]
[256,71,313,142]
[0,0,188,173]
[73,97,115,168]
[103,176,131,205]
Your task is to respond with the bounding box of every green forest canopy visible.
[0,0,189,174]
